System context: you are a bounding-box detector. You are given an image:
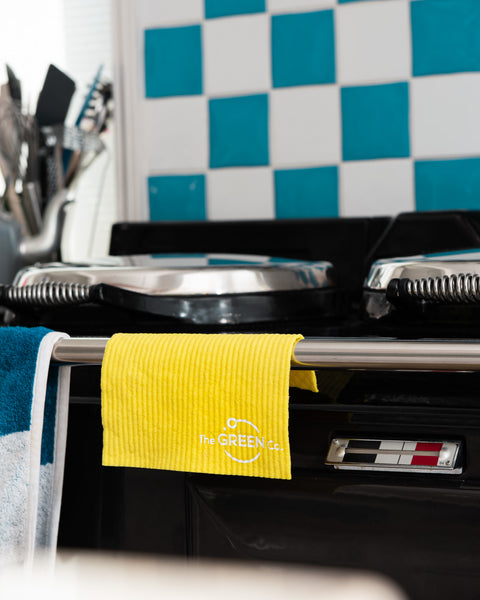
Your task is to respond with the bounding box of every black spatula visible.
[35,64,75,127]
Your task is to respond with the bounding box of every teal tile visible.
[341,82,410,161]
[209,94,269,168]
[145,25,202,98]
[415,158,480,211]
[205,0,265,18]
[412,0,480,76]
[272,11,335,88]
[149,175,206,220]
[274,167,338,218]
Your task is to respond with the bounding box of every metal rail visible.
[51,337,480,372]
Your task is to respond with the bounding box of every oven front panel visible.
[187,388,480,600]
[60,367,480,600]
[187,471,480,600]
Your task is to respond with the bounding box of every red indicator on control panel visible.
[410,442,443,466]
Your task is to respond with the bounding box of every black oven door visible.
[59,367,480,600]
[186,370,480,600]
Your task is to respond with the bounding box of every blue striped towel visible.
[0,327,70,567]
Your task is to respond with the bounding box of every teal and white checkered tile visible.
[207,168,274,220]
[341,82,410,161]
[340,160,414,216]
[148,174,206,221]
[336,0,410,85]
[139,0,480,221]
[145,97,208,172]
[137,0,204,28]
[415,158,480,211]
[209,94,269,168]
[275,166,338,218]
[411,74,480,158]
[270,86,340,167]
[206,0,266,19]
[411,0,480,76]
[271,10,336,87]
[203,13,270,96]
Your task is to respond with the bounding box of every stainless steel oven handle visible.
[51,337,480,371]
[53,337,107,365]
[294,338,480,371]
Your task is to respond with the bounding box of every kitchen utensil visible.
[35,64,75,127]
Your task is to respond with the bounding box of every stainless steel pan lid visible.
[364,249,480,320]
[365,249,480,292]
[14,254,335,296]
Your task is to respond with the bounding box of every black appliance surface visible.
[8,212,480,600]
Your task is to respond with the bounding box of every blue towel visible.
[0,326,70,567]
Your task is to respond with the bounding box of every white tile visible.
[207,168,274,220]
[270,86,341,167]
[268,0,335,12]
[144,97,208,172]
[138,0,203,28]
[340,159,414,217]
[336,0,410,85]
[203,14,270,96]
[411,74,480,158]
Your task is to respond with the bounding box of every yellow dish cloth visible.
[101,333,317,480]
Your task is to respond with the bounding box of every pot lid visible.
[15,254,335,296]
[365,249,480,292]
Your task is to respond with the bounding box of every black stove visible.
[6,210,480,600]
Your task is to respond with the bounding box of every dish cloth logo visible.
[200,417,283,464]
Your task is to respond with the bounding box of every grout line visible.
[143,19,204,29]
[200,11,211,219]
[333,4,344,217]
[267,9,273,172]
[413,154,480,162]
[407,0,416,209]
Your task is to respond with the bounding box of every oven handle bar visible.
[51,337,480,371]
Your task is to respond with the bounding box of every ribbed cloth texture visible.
[101,333,317,480]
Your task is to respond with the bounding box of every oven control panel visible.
[326,438,462,474]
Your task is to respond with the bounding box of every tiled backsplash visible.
[125,0,480,221]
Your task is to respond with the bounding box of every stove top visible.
[4,253,343,334]
[6,210,480,339]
